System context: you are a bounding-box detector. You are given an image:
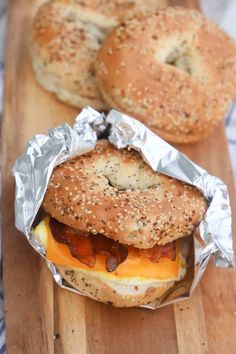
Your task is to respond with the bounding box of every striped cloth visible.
[0,1,6,352]
[0,2,235,353]
[226,101,236,177]
[0,277,5,354]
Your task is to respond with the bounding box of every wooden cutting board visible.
[2,0,236,353]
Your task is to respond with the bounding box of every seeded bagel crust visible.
[43,140,207,248]
[95,7,236,143]
[57,265,177,307]
[30,0,166,109]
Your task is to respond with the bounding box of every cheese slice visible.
[33,217,183,281]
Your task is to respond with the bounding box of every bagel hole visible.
[66,12,106,45]
[104,175,115,188]
[165,48,192,74]
[103,175,131,191]
[103,174,158,191]
[83,22,106,44]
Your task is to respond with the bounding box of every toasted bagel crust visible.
[30,0,166,109]
[57,265,176,307]
[95,7,236,143]
[43,140,206,248]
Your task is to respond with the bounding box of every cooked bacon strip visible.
[141,242,176,262]
[91,235,128,272]
[49,218,96,267]
[49,218,128,271]
[49,218,176,271]
[69,236,96,268]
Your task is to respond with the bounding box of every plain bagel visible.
[43,140,207,249]
[30,0,166,110]
[95,7,236,143]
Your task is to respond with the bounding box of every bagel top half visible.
[30,0,166,110]
[42,140,207,249]
[95,7,236,143]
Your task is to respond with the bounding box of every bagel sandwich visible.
[33,140,207,307]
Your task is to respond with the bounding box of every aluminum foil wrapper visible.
[14,107,234,309]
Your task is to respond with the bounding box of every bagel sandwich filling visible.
[33,140,207,307]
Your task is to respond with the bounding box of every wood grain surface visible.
[2,0,236,353]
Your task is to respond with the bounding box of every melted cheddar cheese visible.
[33,217,182,281]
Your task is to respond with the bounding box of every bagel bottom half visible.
[57,265,177,307]
[33,217,187,307]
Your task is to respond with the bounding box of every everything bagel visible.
[43,140,207,249]
[30,0,165,109]
[95,7,236,143]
